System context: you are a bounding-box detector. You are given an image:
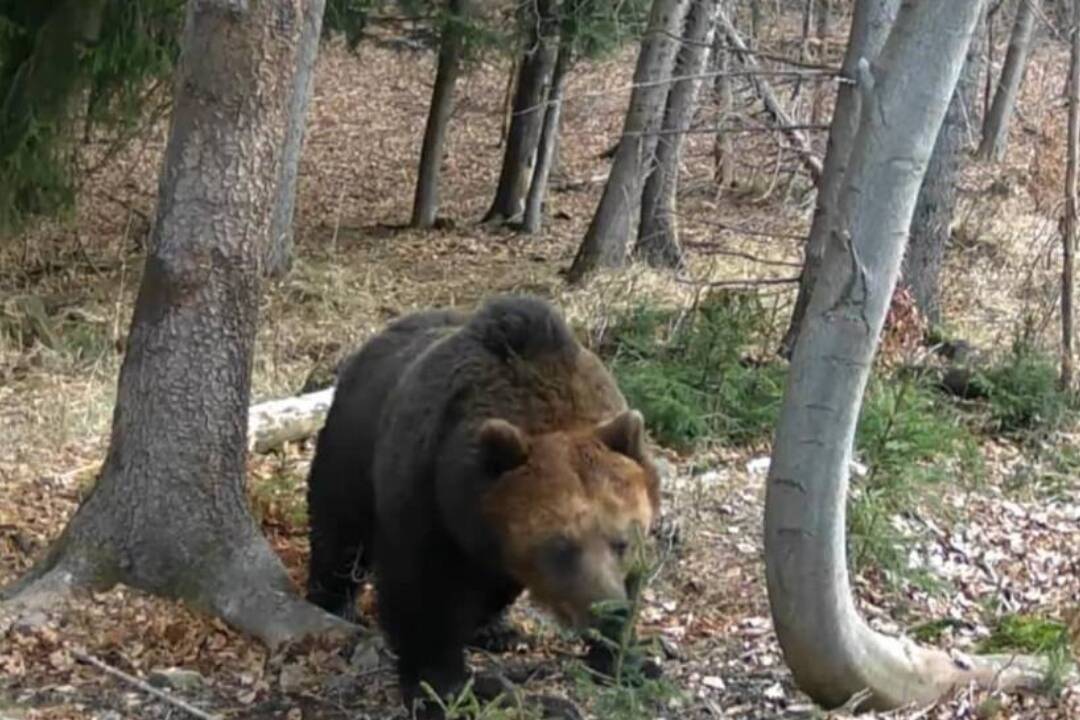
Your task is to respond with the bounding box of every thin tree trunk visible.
[0,0,352,648]
[411,0,469,229]
[523,38,572,235]
[779,0,900,358]
[959,4,989,144]
[499,55,519,146]
[566,0,691,283]
[484,0,558,224]
[635,0,719,269]
[750,0,762,46]
[984,0,998,122]
[713,25,735,189]
[790,0,815,105]
[264,0,327,278]
[900,98,960,330]
[978,0,1038,161]
[810,0,831,126]
[765,0,1056,710]
[900,28,983,327]
[1062,0,1079,389]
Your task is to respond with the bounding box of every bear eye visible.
[544,536,580,572]
[610,538,629,559]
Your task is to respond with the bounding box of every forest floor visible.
[1,16,1079,720]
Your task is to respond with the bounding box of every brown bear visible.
[305,295,660,714]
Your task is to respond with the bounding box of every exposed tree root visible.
[196,539,362,649]
[0,566,79,635]
[824,620,1075,712]
[1,534,372,653]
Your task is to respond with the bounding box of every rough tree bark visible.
[0,0,352,647]
[566,0,691,283]
[411,0,470,229]
[264,0,327,278]
[900,30,984,327]
[978,0,1038,161]
[778,0,900,358]
[523,37,573,235]
[810,0,831,126]
[1062,0,1079,389]
[635,0,719,269]
[713,23,735,190]
[765,0,1058,710]
[483,0,559,224]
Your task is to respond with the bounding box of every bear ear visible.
[478,418,531,475]
[595,409,646,462]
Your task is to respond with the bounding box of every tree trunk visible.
[810,0,831,126]
[959,4,989,143]
[566,0,691,283]
[635,0,718,269]
[1062,0,1079,389]
[483,0,558,224]
[0,0,352,648]
[900,28,983,327]
[778,0,900,359]
[765,0,1055,710]
[411,0,469,229]
[523,38,572,235]
[264,0,327,279]
[713,24,735,190]
[977,0,1037,161]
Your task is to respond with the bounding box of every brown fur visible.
[304,295,661,713]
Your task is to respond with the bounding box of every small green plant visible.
[980,614,1068,654]
[567,525,685,720]
[419,677,544,720]
[975,346,1072,438]
[979,614,1072,695]
[603,293,785,450]
[849,374,978,585]
[909,617,968,644]
[567,661,683,720]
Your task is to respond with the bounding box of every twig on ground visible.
[71,649,221,720]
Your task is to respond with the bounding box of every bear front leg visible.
[305,522,364,621]
[397,643,469,717]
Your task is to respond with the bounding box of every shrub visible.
[602,293,784,450]
[976,347,1071,437]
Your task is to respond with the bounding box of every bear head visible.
[477,410,660,629]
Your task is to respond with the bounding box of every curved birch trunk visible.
[765,0,1062,709]
[778,0,900,358]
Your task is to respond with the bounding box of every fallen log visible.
[247,387,335,453]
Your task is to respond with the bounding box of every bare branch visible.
[716,7,824,182]
[72,650,221,720]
